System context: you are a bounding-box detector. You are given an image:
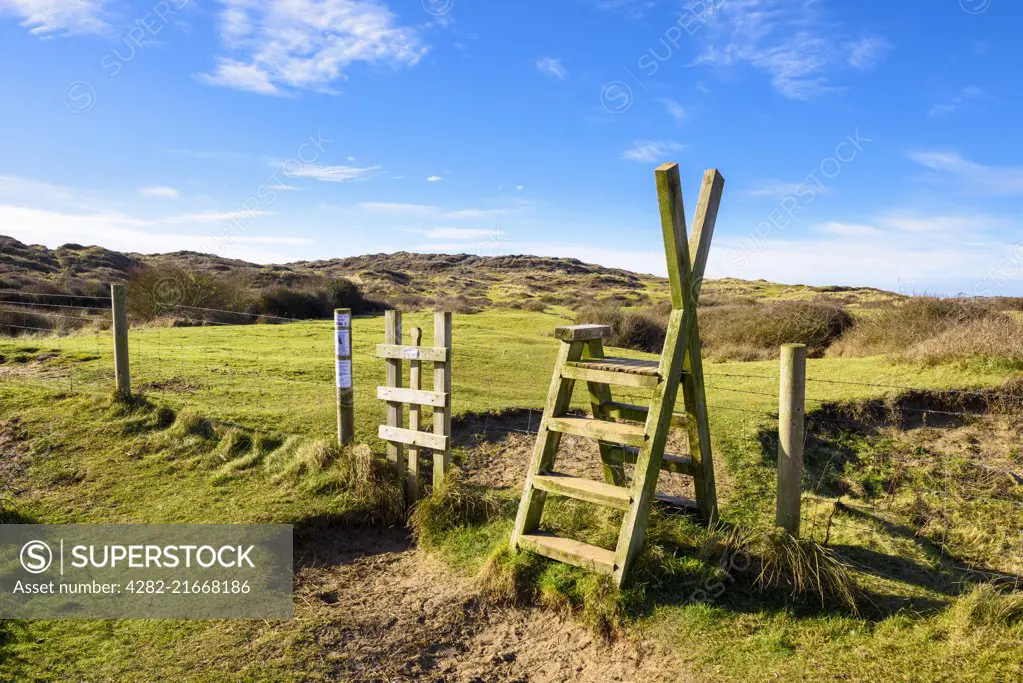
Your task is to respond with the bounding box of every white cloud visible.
[744,179,834,198]
[536,57,568,80]
[410,227,501,240]
[694,1,891,100]
[200,0,427,95]
[0,0,110,36]
[139,186,181,199]
[356,201,524,219]
[659,98,687,124]
[816,221,879,236]
[426,175,443,182]
[163,210,274,224]
[621,140,684,163]
[286,163,381,182]
[907,150,1023,196]
[927,86,984,117]
[847,36,891,70]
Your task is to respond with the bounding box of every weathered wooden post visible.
[776,343,807,536]
[433,311,453,484]
[384,310,405,476]
[334,308,354,445]
[407,327,423,500]
[111,283,130,396]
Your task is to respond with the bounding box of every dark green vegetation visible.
[0,306,1021,679]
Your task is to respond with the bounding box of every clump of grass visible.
[476,546,546,605]
[829,296,993,359]
[170,410,216,441]
[903,314,1023,370]
[409,470,500,548]
[701,300,853,361]
[213,428,253,464]
[945,583,1023,633]
[703,525,859,613]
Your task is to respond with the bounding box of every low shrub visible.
[900,314,1023,370]
[829,296,993,358]
[700,301,853,361]
[574,302,667,353]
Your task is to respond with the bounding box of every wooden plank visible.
[533,473,631,510]
[568,357,661,375]
[655,492,699,511]
[518,533,615,575]
[376,386,448,408]
[561,364,659,389]
[603,401,687,428]
[554,324,611,341]
[681,168,725,522]
[655,162,693,310]
[615,447,694,476]
[510,340,585,550]
[384,310,404,478]
[407,327,423,502]
[375,344,448,362]
[378,424,449,452]
[546,416,646,448]
[433,312,453,484]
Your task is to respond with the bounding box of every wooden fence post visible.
[384,310,405,477]
[334,308,354,445]
[776,343,807,536]
[407,328,423,500]
[433,312,452,485]
[111,284,130,396]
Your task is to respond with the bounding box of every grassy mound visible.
[701,301,853,361]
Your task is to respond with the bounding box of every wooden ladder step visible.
[517,532,615,574]
[655,492,699,511]
[603,401,687,428]
[561,358,662,388]
[533,472,631,510]
[546,416,646,448]
[618,446,695,476]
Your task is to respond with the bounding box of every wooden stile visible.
[510,163,724,587]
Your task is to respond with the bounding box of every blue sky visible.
[0,0,1020,295]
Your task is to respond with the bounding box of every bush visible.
[902,314,1023,370]
[829,296,994,358]
[700,301,853,361]
[0,309,54,336]
[574,302,667,353]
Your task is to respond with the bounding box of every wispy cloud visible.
[927,86,984,117]
[285,164,382,183]
[590,0,656,18]
[847,36,891,70]
[744,179,835,198]
[409,227,501,240]
[621,140,684,163]
[907,151,1023,196]
[536,57,568,80]
[356,201,525,219]
[200,0,427,95]
[694,1,891,100]
[140,186,181,199]
[426,175,444,182]
[163,210,274,224]
[659,98,687,124]
[816,221,879,236]
[0,0,111,36]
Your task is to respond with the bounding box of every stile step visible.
[654,492,699,511]
[561,358,661,388]
[546,416,646,448]
[517,532,615,574]
[603,401,687,428]
[533,472,631,510]
[617,446,695,476]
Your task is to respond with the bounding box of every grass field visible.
[1,309,1022,680]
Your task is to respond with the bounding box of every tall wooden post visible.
[334,308,354,445]
[407,327,423,500]
[111,284,130,396]
[776,343,807,536]
[433,312,453,484]
[384,310,405,476]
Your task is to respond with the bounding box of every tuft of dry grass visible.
[829,296,993,358]
[574,302,666,353]
[902,314,1023,370]
[702,525,859,613]
[700,300,853,361]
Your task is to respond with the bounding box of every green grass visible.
[1,308,1021,680]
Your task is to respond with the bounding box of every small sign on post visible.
[335,308,354,445]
